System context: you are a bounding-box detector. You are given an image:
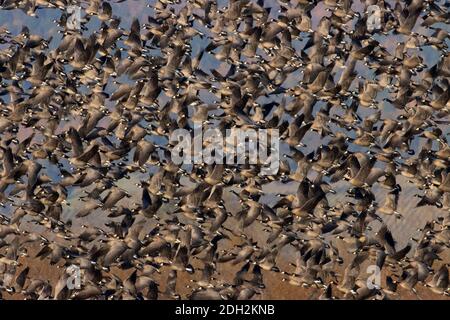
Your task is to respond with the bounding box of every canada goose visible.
[100,238,129,268]
[102,187,130,209]
[71,282,102,300]
[426,265,449,295]
[189,287,224,300]
[346,153,383,187]
[165,270,180,299]
[236,199,262,228]
[35,242,64,265]
[76,199,102,218]
[98,2,113,22]
[379,187,402,218]
[231,242,257,265]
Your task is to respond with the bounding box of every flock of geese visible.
[0,0,449,300]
